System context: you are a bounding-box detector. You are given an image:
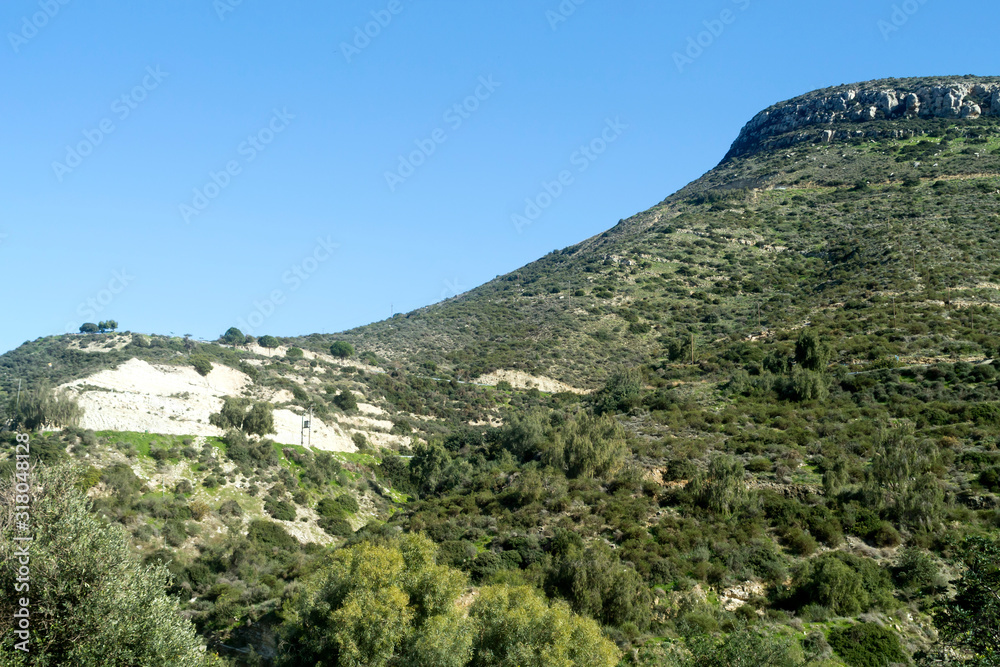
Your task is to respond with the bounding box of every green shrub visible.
[264,498,296,521]
[791,552,894,615]
[352,432,370,452]
[329,341,355,358]
[828,623,907,667]
[333,390,358,412]
[317,495,357,518]
[318,516,353,537]
[218,499,243,517]
[892,547,942,596]
[247,520,298,549]
[190,355,213,376]
[591,368,641,415]
[336,493,360,514]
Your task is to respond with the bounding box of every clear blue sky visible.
[2,0,999,354]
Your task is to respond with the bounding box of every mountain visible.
[3,76,1000,665]
[286,76,1000,389]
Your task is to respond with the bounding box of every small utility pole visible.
[16,379,21,407]
[301,407,312,447]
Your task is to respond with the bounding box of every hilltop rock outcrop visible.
[725,76,1000,160]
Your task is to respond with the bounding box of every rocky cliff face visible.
[725,76,1000,160]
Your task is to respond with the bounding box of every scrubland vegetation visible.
[4,86,1000,665]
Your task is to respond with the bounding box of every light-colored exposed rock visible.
[720,581,766,611]
[727,78,1000,159]
[59,358,356,452]
[473,369,587,394]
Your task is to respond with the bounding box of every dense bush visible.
[828,623,906,667]
[247,520,298,550]
[333,390,358,412]
[329,341,355,359]
[264,497,296,521]
[190,354,213,376]
[788,552,894,615]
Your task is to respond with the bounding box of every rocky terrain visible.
[725,75,1000,158]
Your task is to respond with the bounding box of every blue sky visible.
[2,0,999,354]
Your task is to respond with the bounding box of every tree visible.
[210,397,274,437]
[795,330,830,371]
[79,322,99,334]
[548,542,652,629]
[221,327,245,346]
[96,320,118,333]
[333,390,358,412]
[243,402,276,437]
[6,383,82,431]
[330,341,355,359]
[469,584,620,667]
[932,536,1000,665]
[546,413,629,479]
[409,441,452,497]
[591,368,642,415]
[278,534,467,667]
[286,347,304,361]
[689,454,751,518]
[864,424,943,530]
[211,396,252,430]
[258,335,279,356]
[0,464,221,665]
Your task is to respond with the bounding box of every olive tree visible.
[0,464,221,666]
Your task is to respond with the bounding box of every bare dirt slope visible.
[60,358,356,452]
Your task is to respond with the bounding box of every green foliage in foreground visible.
[0,463,221,666]
[277,533,619,667]
[930,536,1000,666]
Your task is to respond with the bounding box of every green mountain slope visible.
[292,76,1000,390]
[3,76,1000,665]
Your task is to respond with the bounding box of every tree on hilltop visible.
[258,335,280,356]
[221,327,246,346]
